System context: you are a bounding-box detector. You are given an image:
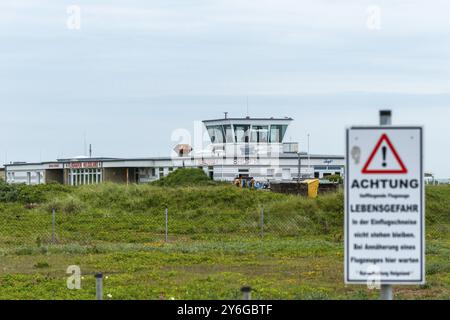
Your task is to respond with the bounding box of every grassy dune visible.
[0,180,449,300]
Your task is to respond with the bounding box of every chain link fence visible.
[0,206,344,248]
[0,184,447,249]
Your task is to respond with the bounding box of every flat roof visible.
[203,117,293,123]
[4,154,344,168]
[56,157,120,162]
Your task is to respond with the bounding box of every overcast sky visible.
[1,1,449,177]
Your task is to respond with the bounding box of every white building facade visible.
[4,117,345,186]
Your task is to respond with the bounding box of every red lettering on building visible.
[69,162,102,169]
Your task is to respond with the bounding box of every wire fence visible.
[0,207,343,248]
[0,200,447,248]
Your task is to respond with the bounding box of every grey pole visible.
[379,109,394,301]
[241,287,252,300]
[380,110,392,126]
[297,152,302,182]
[260,207,264,239]
[95,273,103,301]
[165,208,169,243]
[307,134,311,177]
[52,208,56,245]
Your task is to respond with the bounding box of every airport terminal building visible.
[4,116,345,186]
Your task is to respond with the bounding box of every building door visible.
[208,166,214,180]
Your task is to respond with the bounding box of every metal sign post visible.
[345,110,425,300]
[380,110,393,301]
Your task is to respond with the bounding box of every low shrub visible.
[0,182,72,204]
[44,195,85,214]
[151,168,216,187]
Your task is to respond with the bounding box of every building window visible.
[69,168,102,186]
[238,168,249,178]
[234,125,250,143]
[159,168,164,177]
[267,168,275,177]
[282,168,291,180]
[250,126,269,143]
[206,125,225,143]
[270,125,288,143]
[223,125,234,143]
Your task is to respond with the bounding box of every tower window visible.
[206,126,225,143]
[270,125,288,143]
[234,125,250,143]
[250,126,269,143]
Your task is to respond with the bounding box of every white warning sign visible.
[345,127,425,285]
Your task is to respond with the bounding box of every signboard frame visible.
[64,161,103,169]
[345,126,425,285]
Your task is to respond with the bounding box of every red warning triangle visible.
[362,134,408,174]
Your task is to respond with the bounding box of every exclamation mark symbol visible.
[382,146,387,167]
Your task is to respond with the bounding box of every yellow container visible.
[303,179,320,198]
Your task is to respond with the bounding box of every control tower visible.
[202,115,297,159]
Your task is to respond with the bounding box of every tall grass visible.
[0,182,448,246]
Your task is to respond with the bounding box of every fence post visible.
[165,208,169,243]
[52,208,56,245]
[260,207,264,239]
[380,285,393,300]
[95,273,103,301]
[241,287,252,300]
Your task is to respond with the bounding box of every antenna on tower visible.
[224,112,228,119]
[246,96,249,117]
[83,132,87,156]
[89,144,92,158]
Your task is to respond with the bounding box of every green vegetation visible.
[151,168,217,187]
[324,174,343,184]
[0,179,449,300]
[0,181,72,203]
